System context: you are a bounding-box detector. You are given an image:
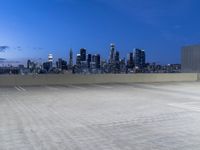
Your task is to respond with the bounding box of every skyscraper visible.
[127,52,134,68]
[43,62,51,72]
[91,55,95,62]
[109,43,115,63]
[80,48,86,61]
[134,49,146,71]
[114,51,120,73]
[87,54,92,68]
[95,54,101,69]
[56,58,67,70]
[27,60,31,69]
[114,51,120,62]
[76,54,81,66]
[48,54,53,62]
[57,58,62,69]
[69,48,73,69]
[48,54,53,69]
[141,50,146,68]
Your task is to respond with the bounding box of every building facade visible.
[134,49,146,71]
[68,48,73,69]
[181,45,200,73]
[80,48,86,61]
[109,43,115,63]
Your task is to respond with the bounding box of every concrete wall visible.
[181,45,200,73]
[0,73,198,86]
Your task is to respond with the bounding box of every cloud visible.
[0,46,9,52]
[0,58,6,61]
[14,46,23,51]
[33,47,43,50]
[0,58,6,63]
[0,60,21,64]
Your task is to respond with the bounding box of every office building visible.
[27,60,31,69]
[134,49,146,70]
[76,54,81,66]
[43,62,52,72]
[181,45,200,72]
[109,43,115,63]
[56,58,67,70]
[127,52,134,68]
[87,54,92,68]
[114,51,120,62]
[68,48,73,69]
[114,51,120,73]
[80,48,86,61]
[48,54,53,62]
[94,54,101,69]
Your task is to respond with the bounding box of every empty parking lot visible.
[0,82,200,150]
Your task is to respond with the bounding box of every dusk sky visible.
[0,0,200,65]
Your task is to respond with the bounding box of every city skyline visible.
[0,43,181,75]
[0,44,143,66]
[1,0,200,64]
[0,44,170,66]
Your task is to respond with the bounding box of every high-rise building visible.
[114,51,120,62]
[91,55,95,62]
[56,58,67,70]
[57,58,62,69]
[109,43,115,63]
[134,49,146,70]
[43,62,51,72]
[48,54,53,62]
[27,60,31,69]
[127,52,134,68]
[141,50,146,67]
[48,54,53,69]
[120,58,126,73]
[80,48,86,61]
[26,60,37,73]
[68,48,73,69]
[76,54,81,66]
[94,54,101,69]
[87,54,92,68]
[181,45,200,72]
[114,51,120,73]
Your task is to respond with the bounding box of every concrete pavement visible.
[0,82,200,150]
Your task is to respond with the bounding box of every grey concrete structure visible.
[0,82,200,149]
[0,73,198,86]
[182,45,200,72]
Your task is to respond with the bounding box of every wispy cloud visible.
[0,46,9,52]
[13,46,23,51]
[33,47,43,50]
[0,58,6,61]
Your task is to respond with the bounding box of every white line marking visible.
[18,86,26,91]
[14,86,22,91]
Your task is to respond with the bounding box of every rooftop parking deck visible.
[0,82,200,150]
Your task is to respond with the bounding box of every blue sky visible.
[0,0,200,65]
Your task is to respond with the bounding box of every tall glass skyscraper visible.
[69,48,73,69]
[109,43,115,63]
[80,48,86,61]
[134,49,146,70]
